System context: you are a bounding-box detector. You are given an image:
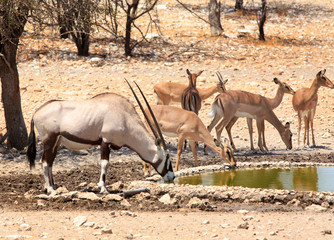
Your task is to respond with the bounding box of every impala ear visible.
[197,70,204,76]
[186,69,191,76]
[273,77,280,85]
[285,122,290,130]
[223,138,230,147]
[322,69,326,75]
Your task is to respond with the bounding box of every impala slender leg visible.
[225,117,238,150]
[310,109,316,146]
[246,118,255,151]
[175,136,185,171]
[215,117,233,144]
[261,120,268,151]
[256,119,265,152]
[189,140,198,167]
[304,116,309,146]
[297,112,302,147]
[204,112,223,154]
[99,141,110,193]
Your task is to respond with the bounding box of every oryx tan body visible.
[27,93,174,194]
[292,70,334,146]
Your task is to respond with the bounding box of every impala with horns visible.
[292,69,334,146]
[209,76,295,152]
[154,71,228,105]
[206,81,293,152]
[142,105,236,174]
[27,87,174,194]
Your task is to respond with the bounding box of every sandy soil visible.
[1,0,334,239]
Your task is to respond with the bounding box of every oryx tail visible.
[27,120,36,169]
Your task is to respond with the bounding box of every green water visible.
[177,167,334,192]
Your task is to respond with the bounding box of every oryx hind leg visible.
[41,135,60,194]
[98,141,110,194]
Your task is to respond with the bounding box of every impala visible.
[181,69,203,114]
[27,84,174,194]
[292,69,334,146]
[142,105,236,174]
[206,80,293,152]
[153,72,228,105]
[217,77,295,152]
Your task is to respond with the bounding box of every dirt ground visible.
[1,0,334,239]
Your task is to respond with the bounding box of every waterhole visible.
[176,167,334,192]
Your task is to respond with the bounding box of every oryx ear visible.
[285,122,290,130]
[186,69,191,76]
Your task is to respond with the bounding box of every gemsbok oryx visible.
[27,84,174,194]
[292,69,334,146]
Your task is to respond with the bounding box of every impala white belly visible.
[162,131,178,138]
[235,111,256,119]
[59,136,94,151]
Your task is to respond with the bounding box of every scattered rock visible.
[73,216,87,227]
[187,197,203,208]
[237,222,249,229]
[101,227,113,234]
[102,194,123,202]
[77,192,100,201]
[159,194,176,205]
[305,204,327,212]
[19,223,32,231]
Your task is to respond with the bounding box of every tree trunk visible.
[208,0,223,36]
[0,43,28,150]
[258,0,267,41]
[124,0,139,56]
[235,0,244,11]
[72,32,90,56]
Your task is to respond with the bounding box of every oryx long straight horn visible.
[125,78,159,140]
[134,81,167,151]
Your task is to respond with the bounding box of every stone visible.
[187,197,202,208]
[102,194,123,202]
[159,194,176,205]
[305,204,327,212]
[19,223,32,231]
[237,222,249,229]
[77,192,100,201]
[73,216,87,227]
[101,227,113,234]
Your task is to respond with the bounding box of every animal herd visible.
[26,69,333,194]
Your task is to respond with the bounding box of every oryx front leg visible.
[42,162,56,194]
[98,141,110,194]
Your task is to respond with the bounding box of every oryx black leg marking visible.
[41,134,59,193]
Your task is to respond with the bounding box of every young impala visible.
[292,69,334,146]
[153,72,227,105]
[27,84,174,194]
[142,105,236,175]
[213,77,295,152]
[206,79,293,152]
